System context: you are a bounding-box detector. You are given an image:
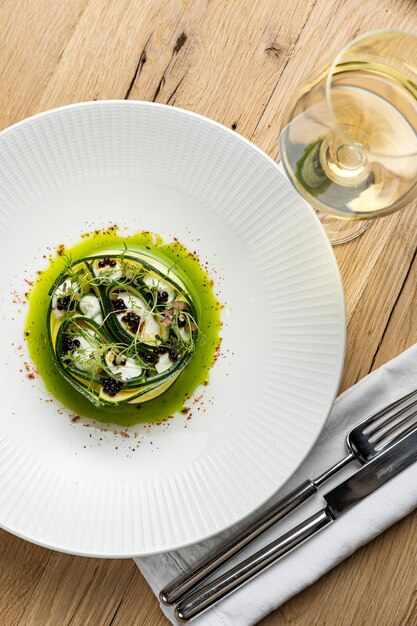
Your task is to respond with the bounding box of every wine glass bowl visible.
[280,31,417,244]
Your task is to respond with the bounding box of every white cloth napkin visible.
[135,343,417,625]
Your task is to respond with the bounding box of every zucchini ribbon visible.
[48,248,199,406]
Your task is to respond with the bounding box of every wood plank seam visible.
[249,0,318,142]
[124,34,152,100]
[47,1,91,86]
[65,563,101,625]
[166,73,187,105]
[12,549,54,626]
[367,245,417,377]
[151,32,189,102]
[108,593,126,626]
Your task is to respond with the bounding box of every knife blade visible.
[174,427,417,622]
[325,425,417,517]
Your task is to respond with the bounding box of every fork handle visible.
[175,509,333,622]
[160,479,318,605]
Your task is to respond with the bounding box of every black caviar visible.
[177,313,186,327]
[56,295,72,311]
[143,352,158,364]
[112,297,127,312]
[121,311,141,333]
[157,291,169,304]
[61,336,81,355]
[102,376,123,396]
[98,257,117,269]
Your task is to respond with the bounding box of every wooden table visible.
[1,1,417,624]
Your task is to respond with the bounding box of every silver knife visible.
[174,426,417,622]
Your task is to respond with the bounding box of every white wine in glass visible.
[280,30,417,245]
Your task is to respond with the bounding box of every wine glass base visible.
[317,213,372,245]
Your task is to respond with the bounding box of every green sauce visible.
[25,229,222,426]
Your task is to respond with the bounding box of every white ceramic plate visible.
[0,101,345,556]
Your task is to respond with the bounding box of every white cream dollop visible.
[93,260,123,283]
[155,352,174,374]
[79,295,101,321]
[72,332,98,373]
[143,274,176,302]
[105,351,142,380]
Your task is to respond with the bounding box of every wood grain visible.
[0,0,416,624]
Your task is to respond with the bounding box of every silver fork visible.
[160,388,417,607]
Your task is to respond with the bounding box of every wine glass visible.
[280,30,417,245]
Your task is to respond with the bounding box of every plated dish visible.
[0,101,345,556]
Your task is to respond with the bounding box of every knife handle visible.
[174,509,333,623]
[159,480,318,606]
